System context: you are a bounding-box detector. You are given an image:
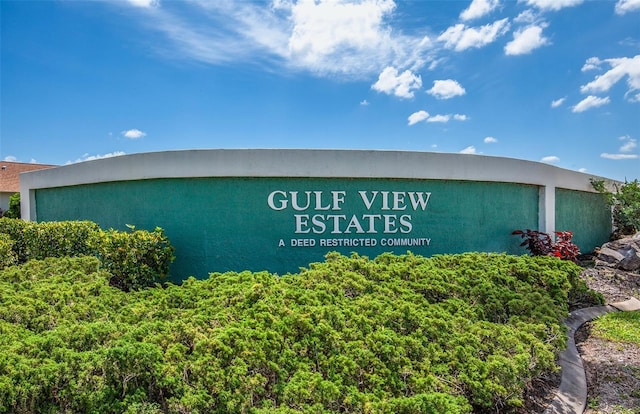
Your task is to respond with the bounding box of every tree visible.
[3,192,20,219]
[591,179,640,238]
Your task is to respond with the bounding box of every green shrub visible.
[0,218,174,290]
[90,226,175,291]
[0,256,128,413]
[0,218,100,263]
[0,218,28,262]
[0,252,601,413]
[23,220,100,261]
[0,234,17,269]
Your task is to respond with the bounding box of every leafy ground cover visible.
[0,252,601,413]
[592,311,640,345]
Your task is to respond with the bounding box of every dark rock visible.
[597,233,640,272]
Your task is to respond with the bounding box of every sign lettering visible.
[268,189,432,248]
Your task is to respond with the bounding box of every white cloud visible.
[580,55,640,102]
[620,141,637,152]
[427,114,451,123]
[601,153,639,160]
[541,155,560,163]
[619,136,637,152]
[1,156,41,163]
[407,111,468,125]
[67,152,126,164]
[578,168,588,173]
[360,99,369,106]
[504,24,549,55]
[615,0,640,15]
[408,110,430,126]
[514,9,538,24]
[122,129,147,139]
[598,136,638,160]
[572,95,611,112]
[372,67,422,99]
[287,0,397,72]
[127,0,158,7]
[427,79,466,99]
[551,97,566,108]
[460,0,501,21]
[460,146,477,154]
[581,57,602,72]
[484,136,498,143]
[156,2,291,67]
[522,0,584,11]
[108,0,438,78]
[438,18,510,52]
[427,59,443,71]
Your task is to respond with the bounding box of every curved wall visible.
[21,149,613,280]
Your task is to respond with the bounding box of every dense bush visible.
[90,226,175,291]
[0,218,174,290]
[0,234,17,269]
[0,252,601,413]
[25,220,101,261]
[0,218,29,263]
[591,178,640,237]
[0,218,99,262]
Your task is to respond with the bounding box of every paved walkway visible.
[544,297,640,414]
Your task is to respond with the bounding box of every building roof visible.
[0,161,56,193]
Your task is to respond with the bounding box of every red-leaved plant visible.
[512,229,580,262]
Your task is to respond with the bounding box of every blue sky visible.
[1,0,639,181]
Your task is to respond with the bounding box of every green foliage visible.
[0,234,17,269]
[591,178,640,237]
[0,217,100,263]
[25,220,101,261]
[2,192,21,219]
[0,218,29,262]
[0,218,174,290]
[592,311,640,345]
[509,232,602,308]
[0,252,601,413]
[90,226,175,291]
[0,218,100,263]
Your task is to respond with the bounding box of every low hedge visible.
[0,218,99,264]
[0,218,174,290]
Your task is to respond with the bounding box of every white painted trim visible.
[538,186,555,234]
[20,149,616,224]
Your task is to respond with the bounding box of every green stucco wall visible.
[35,177,539,280]
[555,188,611,252]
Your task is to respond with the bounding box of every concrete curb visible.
[544,297,640,414]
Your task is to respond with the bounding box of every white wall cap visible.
[20,149,615,193]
